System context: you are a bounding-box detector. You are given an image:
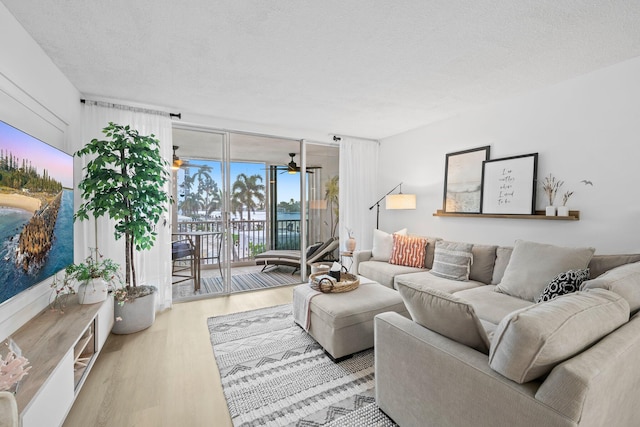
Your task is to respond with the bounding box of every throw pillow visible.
[430,241,473,281]
[581,261,640,313]
[397,283,491,354]
[489,288,629,384]
[371,228,407,261]
[495,240,595,302]
[389,234,427,268]
[536,269,590,303]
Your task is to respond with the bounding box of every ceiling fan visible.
[272,153,322,174]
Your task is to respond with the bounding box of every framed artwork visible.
[481,153,538,215]
[443,146,490,213]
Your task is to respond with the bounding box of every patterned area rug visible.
[207,304,397,427]
[173,270,302,300]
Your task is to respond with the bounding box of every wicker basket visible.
[309,272,360,293]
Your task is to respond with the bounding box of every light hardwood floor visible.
[63,285,296,427]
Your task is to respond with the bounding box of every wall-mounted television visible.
[0,120,73,305]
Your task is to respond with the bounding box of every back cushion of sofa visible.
[423,237,441,270]
[469,244,498,284]
[491,247,513,285]
[496,240,595,301]
[588,254,640,279]
[489,288,629,384]
[581,261,640,313]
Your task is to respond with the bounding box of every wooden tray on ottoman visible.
[309,272,360,293]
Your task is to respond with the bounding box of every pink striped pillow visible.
[389,235,427,268]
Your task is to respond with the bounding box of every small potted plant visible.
[65,248,122,305]
[542,174,563,216]
[558,190,574,217]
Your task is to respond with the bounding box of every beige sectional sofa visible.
[353,235,640,427]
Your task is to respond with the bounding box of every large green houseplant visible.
[74,122,171,333]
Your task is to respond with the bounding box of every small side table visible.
[340,251,354,272]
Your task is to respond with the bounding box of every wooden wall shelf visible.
[433,209,580,221]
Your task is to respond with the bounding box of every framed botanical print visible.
[481,153,538,215]
[443,146,490,213]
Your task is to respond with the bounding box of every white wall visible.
[378,56,640,254]
[0,3,81,340]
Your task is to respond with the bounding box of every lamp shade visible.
[385,194,416,210]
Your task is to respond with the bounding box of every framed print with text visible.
[443,146,490,213]
[481,153,538,215]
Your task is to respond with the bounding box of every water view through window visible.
[176,159,301,262]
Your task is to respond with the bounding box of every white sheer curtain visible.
[77,102,173,311]
[339,137,379,252]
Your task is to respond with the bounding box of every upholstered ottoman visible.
[293,278,409,359]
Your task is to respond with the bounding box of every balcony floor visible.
[172,263,303,303]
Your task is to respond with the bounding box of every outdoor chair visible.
[171,237,196,284]
[254,236,339,273]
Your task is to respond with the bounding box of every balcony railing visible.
[175,219,301,266]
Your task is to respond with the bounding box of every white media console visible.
[2,296,113,426]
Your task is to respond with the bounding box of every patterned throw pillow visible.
[389,234,427,268]
[536,269,590,303]
[430,241,473,281]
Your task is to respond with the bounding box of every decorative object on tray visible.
[481,153,538,215]
[309,271,360,293]
[443,146,490,213]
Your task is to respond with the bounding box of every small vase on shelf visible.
[557,206,570,217]
[346,237,356,253]
[545,206,556,216]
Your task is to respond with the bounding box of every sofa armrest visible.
[374,313,574,427]
[352,249,372,275]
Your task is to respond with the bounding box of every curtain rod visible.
[80,99,181,120]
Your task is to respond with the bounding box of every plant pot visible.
[557,206,570,217]
[545,206,556,216]
[346,237,356,252]
[112,287,157,335]
[77,278,108,305]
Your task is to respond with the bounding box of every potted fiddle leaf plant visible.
[75,122,171,334]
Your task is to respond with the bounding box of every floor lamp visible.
[369,182,417,229]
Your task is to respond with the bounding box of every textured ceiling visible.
[3,1,640,139]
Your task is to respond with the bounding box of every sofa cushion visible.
[536,269,590,303]
[397,284,490,354]
[358,260,423,288]
[389,234,427,268]
[430,241,473,281]
[395,272,483,294]
[496,240,595,301]
[587,254,640,279]
[491,246,513,285]
[454,285,533,325]
[371,228,407,261]
[581,261,640,313]
[489,288,629,384]
[469,244,498,284]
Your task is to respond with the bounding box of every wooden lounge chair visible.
[254,237,339,273]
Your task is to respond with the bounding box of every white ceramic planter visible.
[77,278,108,305]
[112,287,157,335]
[557,206,570,217]
[545,206,556,216]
